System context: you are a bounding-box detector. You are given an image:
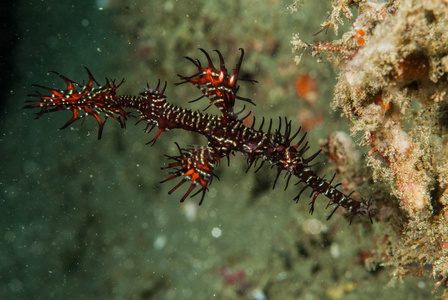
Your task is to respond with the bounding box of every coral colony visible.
[24,48,371,222]
[291,0,448,294]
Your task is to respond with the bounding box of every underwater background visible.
[0,0,443,299]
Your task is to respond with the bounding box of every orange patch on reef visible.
[441,240,448,251]
[396,53,430,82]
[355,29,366,46]
[373,91,390,111]
[296,108,324,131]
[294,73,318,104]
[242,113,254,127]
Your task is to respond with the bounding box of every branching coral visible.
[292,0,448,296]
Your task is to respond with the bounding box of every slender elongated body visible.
[24,49,371,221]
